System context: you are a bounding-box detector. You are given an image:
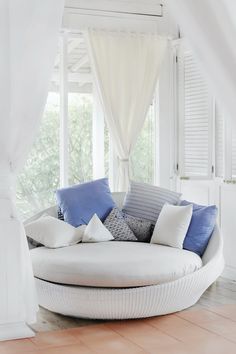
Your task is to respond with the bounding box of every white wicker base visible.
[35,227,224,320]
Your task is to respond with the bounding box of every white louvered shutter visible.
[215,104,224,178]
[231,126,236,178]
[178,49,213,179]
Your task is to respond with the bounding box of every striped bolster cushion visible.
[122,181,181,224]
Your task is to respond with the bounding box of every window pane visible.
[16,92,60,220]
[68,93,93,185]
[131,103,156,184]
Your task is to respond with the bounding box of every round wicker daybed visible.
[27,192,224,320]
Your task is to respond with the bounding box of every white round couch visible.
[27,192,224,319]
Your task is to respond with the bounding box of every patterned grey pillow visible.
[58,208,64,221]
[122,212,154,242]
[104,207,137,241]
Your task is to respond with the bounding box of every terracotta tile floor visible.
[1,305,236,354]
[1,278,236,354]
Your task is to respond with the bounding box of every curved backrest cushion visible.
[56,178,115,227]
[122,181,181,224]
[180,200,218,257]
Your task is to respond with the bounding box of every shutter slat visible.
[178,49,212,179]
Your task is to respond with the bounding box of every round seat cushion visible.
[30,241,202,288]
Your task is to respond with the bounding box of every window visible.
[68,93,93,185]
[131,101,157,184]
[177,41,236,183]
[16,33,158,219]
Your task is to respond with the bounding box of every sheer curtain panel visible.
[87,30,167,191]
[0,0,64,340]
[167,0,236,126]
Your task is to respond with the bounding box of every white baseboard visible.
[0,322,35,342]
[222,265,236,281]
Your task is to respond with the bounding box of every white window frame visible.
[59,32,69,187]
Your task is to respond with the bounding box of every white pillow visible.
[82,214,114,243]
[151,203,193,249]
[25,216,85,248]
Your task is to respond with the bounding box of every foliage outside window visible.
[68,93,93,185]
[17,92,157,220]
[131,103,156,184]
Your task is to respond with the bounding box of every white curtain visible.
[87,30,167,191]
[167,0,236,125]
[0,0,64,325]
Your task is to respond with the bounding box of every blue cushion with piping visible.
[180,200,217,256]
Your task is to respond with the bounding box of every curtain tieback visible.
[119,158,129,163]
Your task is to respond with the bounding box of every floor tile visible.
[28,343,95,354]
[182,337,236,354]
[30,329,78,348]
[199,317,236,336]
[69,324,145,354]
[146,315,217,342]
[107,319,179,352]
[209,304,236,321]
[176,308,223,324]
[0,338,37,354]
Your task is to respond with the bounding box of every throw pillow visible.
[58,208,64,221]
[122,212,153,242]
[25,216,85,248]
[180,200,218,256]
[104,207,137,241]
[82,214,114,242]
[151,203,193,249]
[122,181,181,224]
[56,178,115,227]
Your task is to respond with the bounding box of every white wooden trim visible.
[224,114,233,180]
[65,0,163,17]
[52,72,92,84]
[0,322,35,342]
[59,33,69,187]
[93,89,105,179]
[70,54,89,72]
[153,88,159,186]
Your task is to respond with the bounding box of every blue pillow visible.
[180,200,217,257]
[56,178,115,227]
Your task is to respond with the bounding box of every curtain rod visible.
[65,5,164,18]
